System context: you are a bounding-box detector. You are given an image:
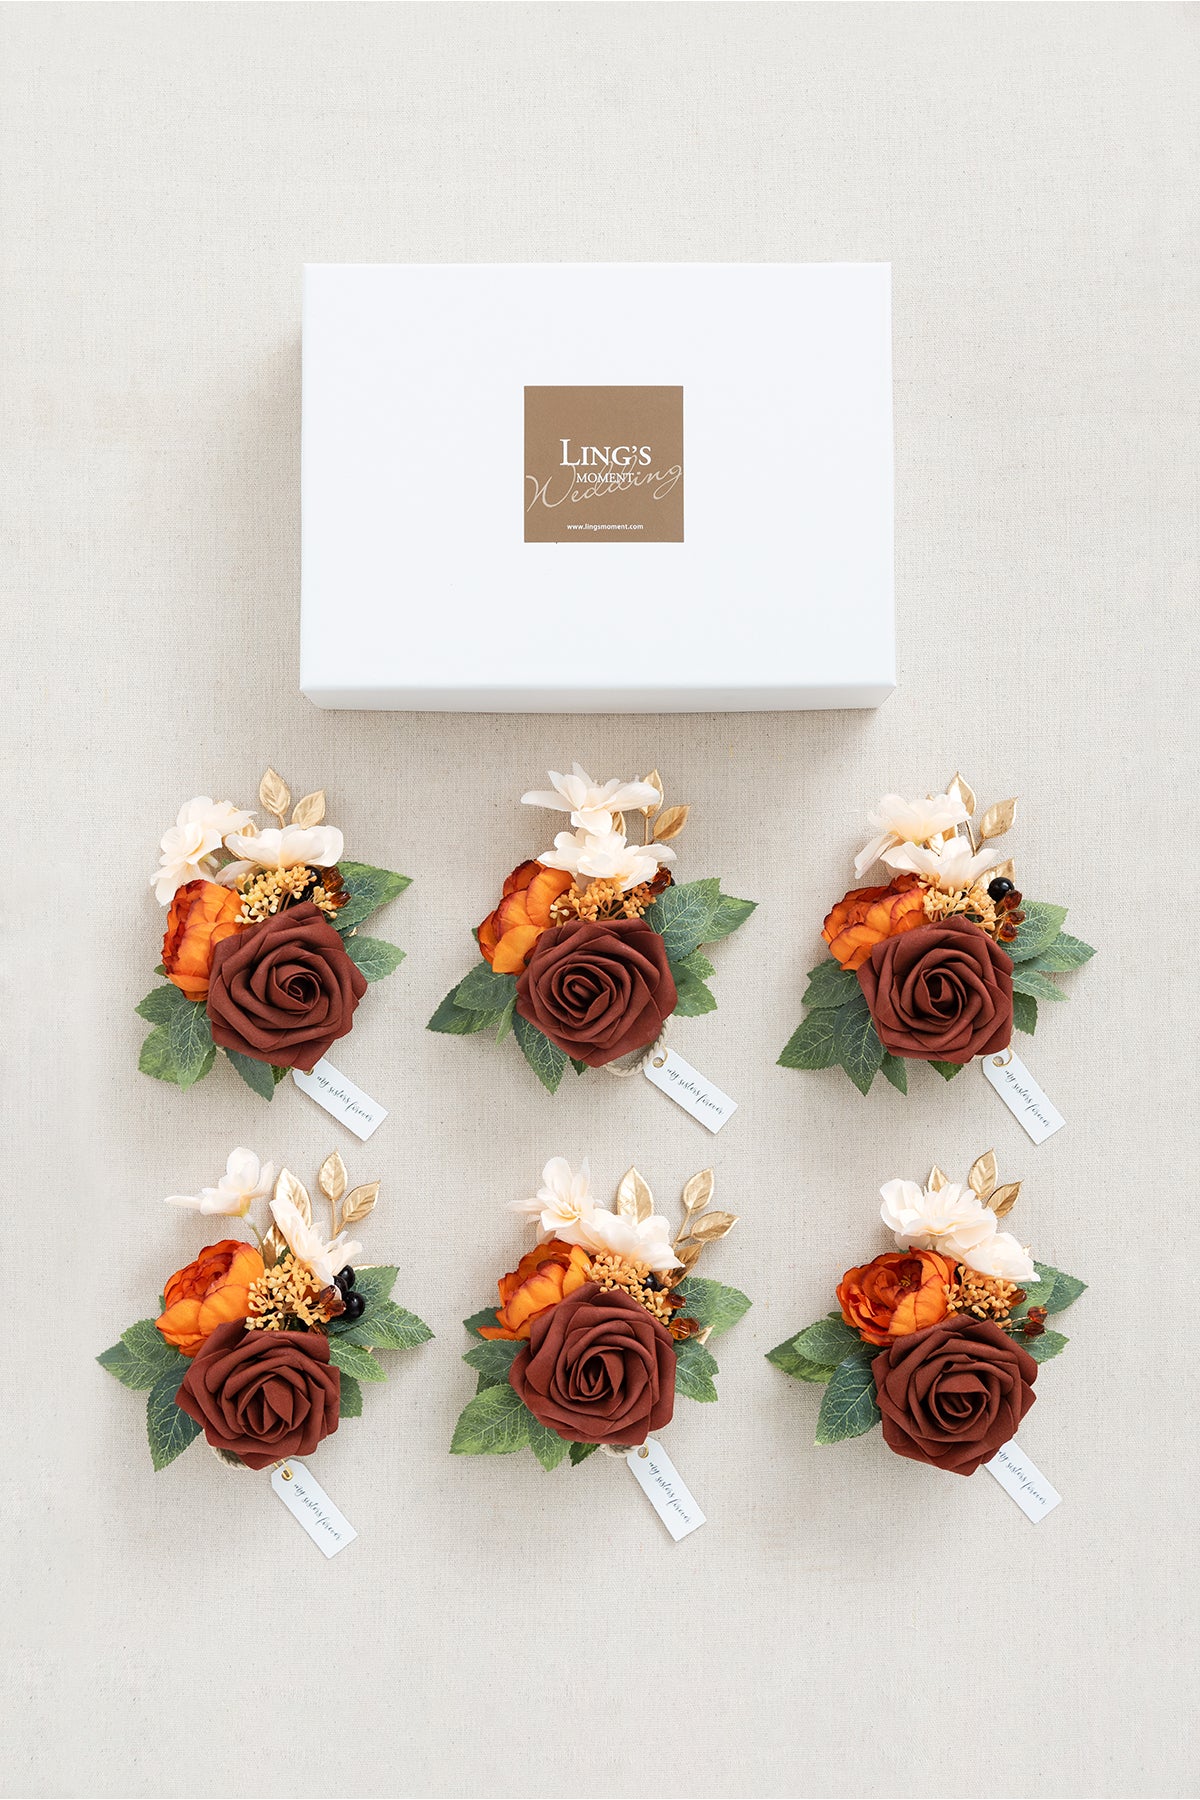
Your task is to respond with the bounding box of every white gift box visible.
[301,263,894,712]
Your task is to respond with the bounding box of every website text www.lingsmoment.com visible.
[566,521,645,531]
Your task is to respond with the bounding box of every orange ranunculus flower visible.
[836,1249,955,1347]
[477,861,575,976]
[156,1239,265,1357]
[162,879,246,1001]
[822,874,928,972]
[478,1240,593,1341]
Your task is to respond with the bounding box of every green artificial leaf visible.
[339,1300,433,1351]
[1043,1264,1087,1312]
[463,1339,523,1389]
[802,961,859,1010]
[427,983,501,1036]
[271,1064,289,1085]
[1011,965,1067,1004]
[462,1307,500,1339]
[675,948,716,980]
[1032,931,1095,973]
[1013,1266,1058,1312]
[527,1419,571,1470]
[326,1339,388,1382]
[570,1058,589,1075]
[154,963,167,976]
[1012,991,1039,1035]
[673,1336,719,1403]
[645,877,720,960]
[168,1000,215,1090]
[675,1276,751,1338]
[224,1047,277,1100]
[338,1374,363,1418]
[450,1383,534,1455]
[929,1059,966,1081]
[138,1024,180,1084]
[513,1013,567,1093]
[880,1051,908,1094]
[97,1319,184,1390]
[495,997,517,1042]
[344,935,406,983]
[146,1369,201,1470]
[793,1315,862,1367]
[766,1336,834,1383]
[778,1009,839,1070]
[1004,901,1069,963]
[344,1265,399,1310]
[704,894,757,940]
[135,984,185,1024]
[569,1440,599,1466]
[334,862,412,933]
[670,962,718,1017]
[455,962,519,1012]
[1023,1328,1068,1364]
[834,991,884,1095]
[814,1345,882,1445]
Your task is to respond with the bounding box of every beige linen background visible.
[3,5,1198,1797]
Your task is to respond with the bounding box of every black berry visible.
[987,877,1015,901]
[341,1291,366,1321]
[336,1266,356,1291]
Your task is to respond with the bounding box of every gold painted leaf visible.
[672,1240,704,1273]
[318,1150,347,1205]
[274,1166,311,1227]
[927,1164,949,1192]
[968,1150,997,1201]
[988,1181,1022,1218]
[610,810,625,837]
[259,767,291,821]
[979,797,1018,841]
[340,1181,379,1228]
[946,772,976,817]
[615,1166,654,1223]
[641,770,664,815]
[260,1222,286,1269]
[653,804,689,843]
[681,1169,714,1216]
[685,1209,738,1244]
[989,857,1016,883]
[291,789,326,828]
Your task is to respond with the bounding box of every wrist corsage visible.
[779,775,1093,1093]
[98,1149,431,1471]
[428,765,754,1090]
[768,1153,1084,1475]
[140,769,409,1097]
[451,1158,750,1467]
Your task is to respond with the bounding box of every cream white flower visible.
[151,796,255,903]
[270,1194,362,1289]
[522,764,662,835]
[880,834,1003,892]
[218,823,345,887]
[537,827,674,893]
[960,1230,1037,1283]
[583,1205,679,1273]
[509,1156,597,1241]
[163,1147,276,1217]
[880,1178,999,1259]
[854,791,972,879]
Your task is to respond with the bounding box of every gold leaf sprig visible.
[670,1168,737,1275]
[638,770,689,847]
[259,767,291,825]
[318,1149,378,1235]
[967,1149,1021,1218]
[944,773,1018,856]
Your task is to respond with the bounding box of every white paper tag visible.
[642,1047,737,1133]
[985,1440,1062,1522]
[292,1058,388,1141]
[270,1459,358,1556]
[980,1049,1064,1144]
[625,1439,706,1541]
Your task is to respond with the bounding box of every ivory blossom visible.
[854,791,972,879]
[522,764,662,835]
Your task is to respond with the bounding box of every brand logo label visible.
[524,386,684,543]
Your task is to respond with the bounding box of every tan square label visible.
[524,386,684,543]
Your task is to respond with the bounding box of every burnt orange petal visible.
[525,866,574,927]
[156,1297,204,1356]
[492,924,543,974]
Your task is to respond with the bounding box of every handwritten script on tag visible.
[643,1047,737,1133]
[981,1049,1064,1144]
[292,1058,388,1141]
[985,1440,1062,1523]
[625,1439,706,1541]
[270,1460,358,1557]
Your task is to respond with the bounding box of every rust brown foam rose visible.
[856,916,1013,1063]
[174,1319,341,1470]
[872,1316,1037,1476]
[515,916,677,1068]
[206,900,367,1071]
[509,1283,677,1446]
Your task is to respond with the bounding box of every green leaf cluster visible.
[767,1319,882,1442]
[780,901,1094,1089]
[97,1320,198,1471]
[136,985,217,1091]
